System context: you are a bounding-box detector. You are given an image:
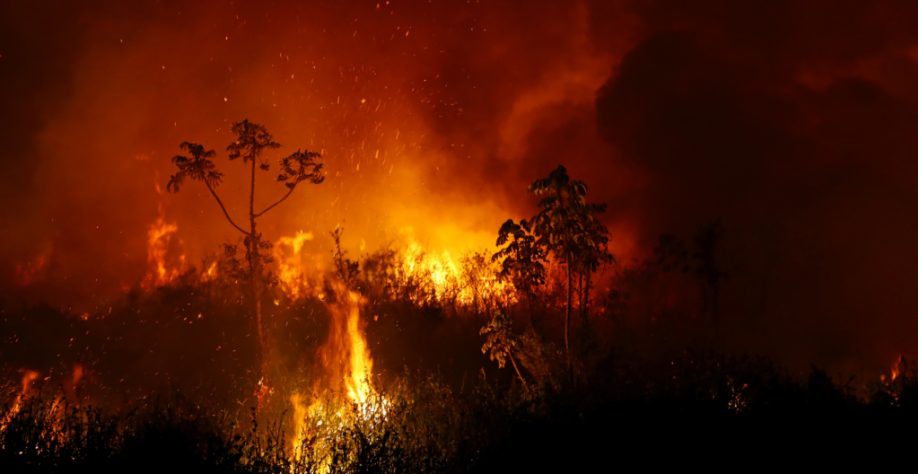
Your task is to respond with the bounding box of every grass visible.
[4,352,918,472]
[3,244,916,470]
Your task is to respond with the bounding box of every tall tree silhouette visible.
[692,218,728,341]
[330,227,360,290]
[167,120,324,403]
[572,212,614,328]
[527,165,608,379]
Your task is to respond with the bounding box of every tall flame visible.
[274,231,315,300]
[143,204,185,288]
[290,283,383,463]
[1,370,40,432]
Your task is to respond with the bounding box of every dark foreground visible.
[3,352,916,473]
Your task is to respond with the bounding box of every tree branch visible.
[205,182,251,236]
[254,185,296,218]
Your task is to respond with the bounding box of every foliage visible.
[226,120,282,164]
[5,349,917,472]
[491,219,547,298]
[166,119,325,392]
[524,165,613,379]
[330,228,360,290]
[166,143,222,193]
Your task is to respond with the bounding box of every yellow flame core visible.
[290,284,385,466]
[274,232,315,300]
[144,204,184,288]
[343,290,373,405]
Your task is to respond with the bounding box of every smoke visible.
[593,0,918,374]
[2,0,918,374]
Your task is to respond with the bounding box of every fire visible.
[399,240,462,302]
[392,239,514,306]
[290,283,387,464]
[201,260,219,281]
[274,231,315,300]
[143,204,186,288]
[1,370,40,431]
[314,283,378,407]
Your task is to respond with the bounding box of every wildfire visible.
[142,204,186,288]
[891,355,903,382]
[399,240,461,302]
[274,231,315,300]
[1,366,86,450]
[391,239,515,306]
[200,260,219,281]
[290,283,387,465]
[1,370,40,432]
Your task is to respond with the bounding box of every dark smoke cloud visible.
[593,0,918,373]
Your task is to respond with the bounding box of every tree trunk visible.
[508,351,529,393]
[526,290,537,335]
[583,271,591,324]
[565,260,573,383]
[248,157,269,407]
[712,284,720,344]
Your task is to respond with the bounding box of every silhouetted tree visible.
[653,234,689,273]
[492,219,547,326]
[692,218,728,340]
[652,221,728,340]
[526,165,608,379]
[480,309,528,392]
[572,206,614,326]
[167,120,324,402]
[330,227,360,290]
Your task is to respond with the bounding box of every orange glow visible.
[200,260,219,281]
[15,256,45,286]
[273,231,315,300]
[289,282,388,464]
[315,283,378,407]
[1,370,40,432]
[142,204,186,288]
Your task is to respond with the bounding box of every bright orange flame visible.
[290,283,386,464]
[891,355,902,382]
[1,370,40,431]
[396,239,515,306]
[200,261,219,282]
[273,231,315,300]
[143,204,185,288]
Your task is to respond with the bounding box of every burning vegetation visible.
[5,0,918,470]
[4,135,917,469]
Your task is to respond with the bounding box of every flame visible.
[1,370,40,431]
[399,240,461,302]
[273,231,315,300]
[142,204,185,288]
[290,283,386,465]
[891,355,902,382]
[395,239,515,306]
[314,283,377,406]
[201,261,219,281]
